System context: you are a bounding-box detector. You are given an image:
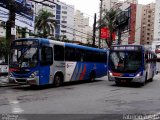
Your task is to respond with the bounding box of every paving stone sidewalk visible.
[0,76,18,87]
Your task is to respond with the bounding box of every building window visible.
[62,21,67,23]
[61,25,67,28]
[61,30,66,33]
[62,11,67,14]
[62,6,67,9]
[62,16,67,19]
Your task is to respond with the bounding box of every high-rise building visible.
[100,0,142,45]
[154,0,160,40]
[101,0,137,11]
[102,0,118,11]
[140,3,155,45]
[73,10,92,43]
[35,0,74,40]
[116,2,142,45]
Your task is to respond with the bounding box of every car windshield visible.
[10,41,38,68]
[109,51,142,73]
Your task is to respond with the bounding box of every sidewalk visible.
[0,75,18,87]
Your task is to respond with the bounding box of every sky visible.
[60,0,155,25]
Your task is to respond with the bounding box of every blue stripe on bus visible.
[65,43,107,52]
[70,62,107,81]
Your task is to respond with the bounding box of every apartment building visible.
[35,0,74,40]
[73,10,92,44]
[154,0,160,40]
[140,3,155,45]
[102,0,118,11]
[100,0,142,45]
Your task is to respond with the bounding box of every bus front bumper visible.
[108,75,146,83]
[8,76,39,85]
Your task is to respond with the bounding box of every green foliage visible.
[35,9,57,38]
[0,37,9,62]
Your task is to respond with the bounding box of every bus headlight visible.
[109,71,113,76]
[29,71,39,78]
[136,72,142,77]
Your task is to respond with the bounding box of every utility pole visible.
[117,28,121,45]
[6,0,15,46]
[99,0,103,48]
[5,0,15,63]
[92,13,96,47]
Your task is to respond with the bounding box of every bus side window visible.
[65,47,75,61]
[41,46,53,65]
[75,49,81,61]
[54,45,64,61]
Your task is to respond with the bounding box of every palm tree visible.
[35,9,57,38]
[101,8,120,48]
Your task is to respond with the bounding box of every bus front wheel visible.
[90,72,96,81]
[140,73,147,86]
[115,81,121,86]
[53,74,62,87]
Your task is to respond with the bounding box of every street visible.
[0,75,160,120]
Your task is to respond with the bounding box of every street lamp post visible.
[99,0,103,48]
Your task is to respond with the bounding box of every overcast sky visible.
[60,0,155,25]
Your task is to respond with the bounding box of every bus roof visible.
[15,38,107,52]
[110,45,156,55]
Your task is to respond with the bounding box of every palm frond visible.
[35,9,57,38]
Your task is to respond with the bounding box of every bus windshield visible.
[10,41,38,68]
[109,51,142,73]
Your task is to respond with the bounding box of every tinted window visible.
[54,45,64,61]
[41,46,53,65]
[65,47,75,61]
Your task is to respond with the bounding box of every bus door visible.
[39,45,53,85]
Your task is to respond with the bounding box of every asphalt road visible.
[0,75,160,120]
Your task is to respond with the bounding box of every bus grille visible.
[16,79,27,83]
[115,77,133,81]
[13,71,30,74]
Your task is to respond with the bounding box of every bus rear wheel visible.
[150,72,154,82]
[53,74,62,87]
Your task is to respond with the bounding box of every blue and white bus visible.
[9,38,108,86]
[108,45,157,86]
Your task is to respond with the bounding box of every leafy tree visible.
[0,37,9,63]
[35,9,57,38]
[101,9,120,48]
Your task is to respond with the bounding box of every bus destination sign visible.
[112,46,141,51]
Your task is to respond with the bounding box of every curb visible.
[0,83,19,87]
